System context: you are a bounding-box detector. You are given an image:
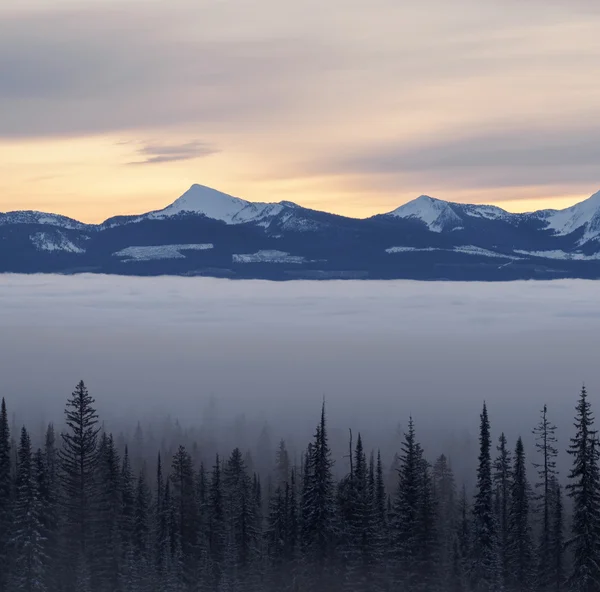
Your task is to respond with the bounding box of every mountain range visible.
[3,183,600,280]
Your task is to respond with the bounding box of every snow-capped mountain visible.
[141,184,285,225]
[3,184,600,280]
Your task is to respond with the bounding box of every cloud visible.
[306,124,600,197]
[0,274,598,474]
[127,141,219,165]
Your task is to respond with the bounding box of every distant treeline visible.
[0,382,597,592]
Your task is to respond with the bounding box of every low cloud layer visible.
[0,274,597,470]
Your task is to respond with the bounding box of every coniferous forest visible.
[1,382,600,591]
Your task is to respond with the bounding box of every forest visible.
[0,381,597,592]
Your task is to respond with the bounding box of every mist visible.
[0,274,597,480]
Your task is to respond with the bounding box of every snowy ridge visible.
[113,244,214,262]
[30,231,86,254]
[514,249,600,261]
[143,184,284,225]
[387,196,464,232]
[1,211,88,230]
[537,190,600,244]
[386,245,520,259]
[232,250,308,264]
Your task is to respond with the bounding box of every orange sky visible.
[1,0,599,222]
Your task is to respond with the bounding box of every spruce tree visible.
[11,426,46,592]
[300,403,336,592]
[566,386,600,592]
[471,402,499,592]
[391,417,422,591]
[507,436,533,592]
[94,432,123,592]
[494,432,512,588]
[533,404,559,592]
[170,445,199,588]
[0,398,12,592]
[550,478,565,592]
[58,380,100,587]
[434,453,457,580]
[207,455,226,590]
[417,452,438,592]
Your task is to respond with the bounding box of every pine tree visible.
[391,417,422,591]
[11,426,46,591]
[94,432,123,592]
[549,478,565,592]
[471,402,499,592]
[170,445,199,588]
[300,402,336,592]
[507,436,533,592]
[416,452,438,592]
[132,465,152,592]
[208,455,226,590]
[494,432,512,588]
[566,386,600,592]
[343,434,376,592]
[434,454,457,580]
[58,380,100,587]
[38,424,59,591]
[373,450,388,592]
[0,398,12,592]
[275,439,290,487]
[223,447,261,591]
[533,404,559,592]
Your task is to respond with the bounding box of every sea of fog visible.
[0,274,598,482]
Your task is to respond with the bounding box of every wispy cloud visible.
[127,141,219,165]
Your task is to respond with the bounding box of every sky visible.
[1,274,598,478]
[1,0,600,222]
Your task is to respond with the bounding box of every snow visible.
[113,244,214,262]
[388,195,463,232]
[514,249,600,261]
[460,204,510,221]
[1,211,87,230]
[540,190,600,244]
[30,232,85,254]
[386,245,519,259]
[453,246,519,259]
[232,250,307,264]
[385,246,437,253]
[144,184,284,225]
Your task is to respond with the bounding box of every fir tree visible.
[471,402,499,592]
[57,380,100,587]
[11,426,46,592]
[549,477,565,592]
[566,386,600,592]
[94,432,123,592]
[416,452,438,592]
[207,455,226,590]
[300,402,336,592]
[507,436,533,592]
[494,432,512,588]
[434,453,457,580]
[170,445,199,588]
[0,398,12,592]
[533,404,559,592]
[391,417,422,591]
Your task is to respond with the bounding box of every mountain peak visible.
[387,194,462,232]
[145,183,286,225]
